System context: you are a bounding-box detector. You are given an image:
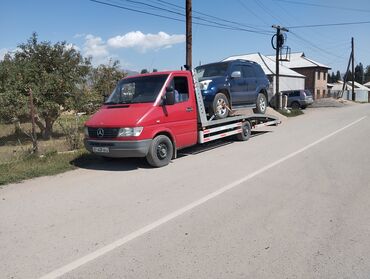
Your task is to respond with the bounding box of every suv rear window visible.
[196,63,228,78]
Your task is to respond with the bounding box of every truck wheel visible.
[146,135,173,167]
[253,93,267,114]
[236,121,251,141]
[291,101,300,110]
[211,93,230,119]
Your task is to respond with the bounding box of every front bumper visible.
[84,139,152,158]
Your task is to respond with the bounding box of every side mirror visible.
[164,86,175,105]
[231,71,242,79]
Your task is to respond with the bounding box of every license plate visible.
[92,147,109,153]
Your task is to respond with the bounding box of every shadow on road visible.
[70,154,151,171]
[72,131,272,171]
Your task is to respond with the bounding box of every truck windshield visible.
[196,63,228,78]
[105,75,168,104]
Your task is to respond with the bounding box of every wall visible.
[269,75,305,94]
[291,67,329,99]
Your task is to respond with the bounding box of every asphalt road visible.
[1,103,370,279]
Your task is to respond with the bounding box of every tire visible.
[236,121,251,141]
[253,93,267,114]
[291,101,300,110]
[146,135,173,167]
[211,93,230,119]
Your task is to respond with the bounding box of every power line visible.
[153,0,270,32]
[275,0,370,14]
[288,20,370,29]
[89,0,272,35]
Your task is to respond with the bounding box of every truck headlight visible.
[118,127,143,137]
[200,80,212,90]
[84,127,89,137]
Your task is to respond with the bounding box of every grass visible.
[0,114,89,164]
[0,113,95,186]
[278,109,304,117]
[0,150,90,186]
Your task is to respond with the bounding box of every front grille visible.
[88,127,119,138]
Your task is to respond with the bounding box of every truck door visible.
[229,64,247,105]
[242,65,258,103]
[161,75,198,148]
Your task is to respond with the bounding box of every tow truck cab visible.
[84,71,198,165]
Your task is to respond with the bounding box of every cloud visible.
[83,34,109,58]
[107,31,185,52]
[65,43,80,51]
[0,48,8,60]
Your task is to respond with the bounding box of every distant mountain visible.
[123,69,139,76]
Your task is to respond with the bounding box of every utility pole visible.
[186,0,192,69]
[351,37,355,101]
[272,25,288,110]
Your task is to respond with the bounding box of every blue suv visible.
[195,60,271,118]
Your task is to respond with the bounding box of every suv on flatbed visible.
[195,60,271,118]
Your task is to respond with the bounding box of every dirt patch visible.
[311,98,355,108]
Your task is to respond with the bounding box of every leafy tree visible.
[354,63,364,84]
[91,60,124,99]
[140,69,148,74]
[0,54,29,127]
[0,33,91,139]
[152,68,158,72]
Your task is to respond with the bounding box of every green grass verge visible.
[0,150,89,186]
[278,109,304,117]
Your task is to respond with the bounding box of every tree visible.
[335,70,341,81]
[328,72,335,83]
[86,60,125,112]
[364,65,370,83]
[354,63,364,84]
[1,33,91,139]
[0,54,29,133]
[140,69,148,74]
[152,68,158,72]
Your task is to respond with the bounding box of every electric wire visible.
[89,0,273,35]
[275,0,370,14]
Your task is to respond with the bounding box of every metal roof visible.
[267,52,331,69]
[222,53,305,78]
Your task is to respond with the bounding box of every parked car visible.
[195,60,271,119]
[282,89,314,109]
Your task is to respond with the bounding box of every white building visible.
[222,53,305,94]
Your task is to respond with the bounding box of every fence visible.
[327,90,369,103]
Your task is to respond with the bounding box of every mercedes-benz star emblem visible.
[97,128,104,138]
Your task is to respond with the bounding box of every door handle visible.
[186,107,193,112]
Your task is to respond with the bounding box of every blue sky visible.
[1,0,369,73]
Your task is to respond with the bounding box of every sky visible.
[1,0,369,73]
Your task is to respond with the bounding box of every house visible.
[222,53,305,94]
[267,52,331,99]
[328,80,369,102]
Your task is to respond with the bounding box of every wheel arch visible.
[152,130,177,159]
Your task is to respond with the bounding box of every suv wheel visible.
[291,101,300,110]
[253,93,267,114]
[211,93,230,119]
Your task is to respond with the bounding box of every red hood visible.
[85,103,155,127]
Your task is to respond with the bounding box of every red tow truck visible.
[84,70,279,167]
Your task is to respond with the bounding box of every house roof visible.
[364,81,370,87]
[267,52,331,70]
[329,80,370,91]
[222,53,305,78]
